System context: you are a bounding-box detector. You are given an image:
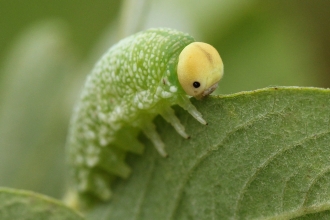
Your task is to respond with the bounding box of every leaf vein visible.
[167,107,284,219]
[302,166,330,207]
[234,129,330,218]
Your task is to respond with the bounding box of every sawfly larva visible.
[66,28,223,206]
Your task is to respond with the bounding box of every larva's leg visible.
[97,147,131,178]
[177,95,207,125]
[141,122,167,157]
[77,169,112,201]
[89,173,112,201]
[113,127,144,154]
[160,106,189,139]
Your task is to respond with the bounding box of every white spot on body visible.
[170,86,177,93]
[86,155,99,167]
[161,91,173,98]
[100,138,108,146]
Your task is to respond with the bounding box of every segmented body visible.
[67,29,199,201]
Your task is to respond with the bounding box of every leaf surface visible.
[0,187,84,220]
[88,87,330,220]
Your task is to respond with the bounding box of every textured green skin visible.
[67,28,196,202]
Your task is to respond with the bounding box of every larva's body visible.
[67,28,223,205]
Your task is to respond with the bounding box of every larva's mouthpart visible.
[202,81,219,97]
[177,42,224,99]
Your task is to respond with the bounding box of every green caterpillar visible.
[66,28,223,207]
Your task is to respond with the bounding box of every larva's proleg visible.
[66,28,224,207]
[112,127,144,154]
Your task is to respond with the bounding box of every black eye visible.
[193,81,200,88]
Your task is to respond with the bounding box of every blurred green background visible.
[0,0,329,200]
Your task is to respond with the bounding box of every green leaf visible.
[0,187,84,220]
[87,87,330,219]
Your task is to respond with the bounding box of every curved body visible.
[67,28,223,204]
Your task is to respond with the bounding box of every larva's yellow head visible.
[177,42,223,99]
